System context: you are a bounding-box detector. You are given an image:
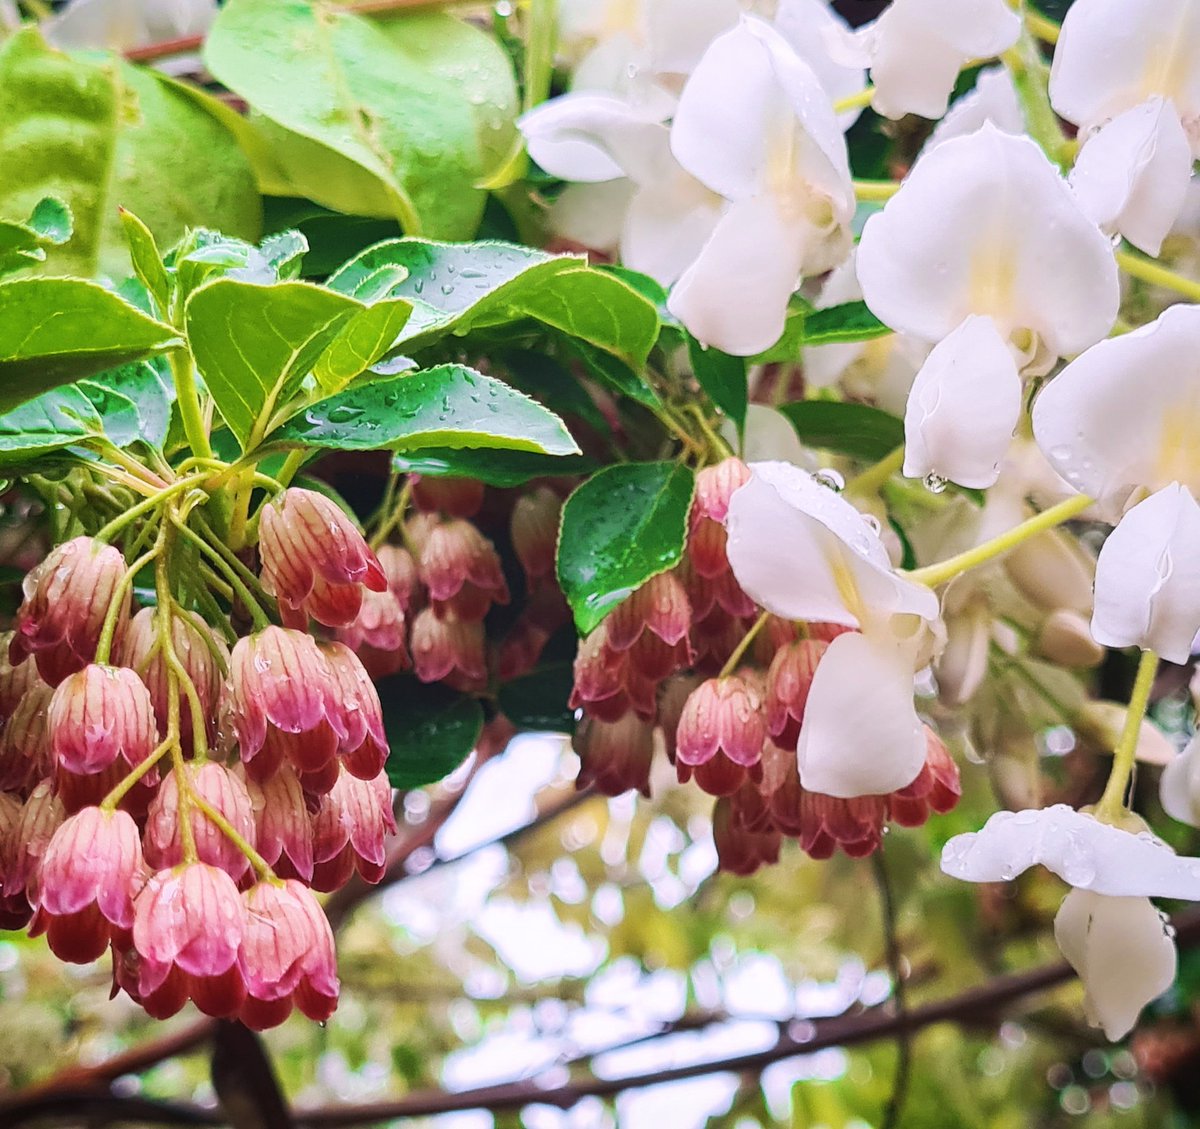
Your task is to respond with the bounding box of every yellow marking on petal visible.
[603,0,642,39]
[830,553,865,625]
[1156,391,1200,491]
[968,233,1017,323]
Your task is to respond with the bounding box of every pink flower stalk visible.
[675,677,766,771]
[259,488,387,628]
[0,682,53,794]
[120,608,228,748]
[245,764,314,882]
[573,713,656,798]
[238,879,339,1029]
[510,487,562,583]
[410,474,485,518]
[321,643,388,780]
[229,627,348,783]
[410,608,487,688]
[764,639,828,750]
[419,520,510,621]
[131,862,247,1017]
[48,665,159,777]
[10,537,130,686]
[144,764,257,880]
[310,768,396,893]
[37,807,144,962]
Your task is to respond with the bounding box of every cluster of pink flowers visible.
[570,459,962,874]
[0,489,399,1027]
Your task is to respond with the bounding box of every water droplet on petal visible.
[814,468,845,492]
[923,473,948,495]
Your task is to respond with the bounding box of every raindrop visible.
[861,513,881,535]
[494,0,513,14]
[923,472,948,494]
[813,468,845,492]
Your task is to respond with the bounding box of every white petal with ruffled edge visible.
[1092,483,1200,663]
[725,460,940,627]
[941,803,1200,898]
[902,314,1022,489]
[719,405,814,468]
[1054,890,1177,1040]
[860,0,1020,121]
[549,181,634,253]
[1070,98,1193,256]
[645,0,741,77]
[773,0,867,129]
[1162,734,1200,828]
[622,176,723,287]
[856,125,1119,357]
[1050,0,1200,151]
[923,67,1023,152]
[796,629,926,797]
[1032,303,1200,516]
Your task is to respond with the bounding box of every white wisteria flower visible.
[1090,483,1200,663]
[667,16,855,355]
[1069,97,1194,257]
[1162,733,1200,828]
[922,66,1023,153]
[725,460,939,797]
[1049,0,1200,154]
[1032,303,1200,516]
[772,0,867,129]
[519,94,722,284]
[852,0,1020,121]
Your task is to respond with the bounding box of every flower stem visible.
[719,611,771,678]
[99,737,174,812]
[171,516,272,631]
[1001,29,1070,171]
[833,86,875,114]
[854,179,900,202]
[191,791,276,881]
[685,403,734,461]
[906,493,1093,587]
[94,546,161,664]
[1095,649,1159,822]
[1115,248,1200,302]
[1023,8,1060,44]
[92,473,207,544]
[847,445,905,498]
[168,349,213,463]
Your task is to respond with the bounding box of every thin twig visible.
[873,850,910,1129]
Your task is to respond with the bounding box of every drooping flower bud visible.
[4,780,64,905]
[573,713,656,797]
[38,807,144,962]
[244,764,314,882]
[419,520,510,621]
[0,635,41,721]
[144,764,258,881]
[11,537,130,686]
[765,639,828,750]
[229,627,347,784]
[131,863,247,1018]
[713,795,781,876]
[0,793,31,929]
[410,474,485,519]
[888,728,962,827]
[511,488,562,583]
[694,458,751,525]
[322,643,388,780]
[0,682,53,795]
[238,879,339,1029]
[335,588,410,678]
[259,488,387,628]
[606,572,693,654]
[377,544,420,611]
[675,677,766,770]
[48,665,159,778]
[410,608,487,689]
[310,767,396,893]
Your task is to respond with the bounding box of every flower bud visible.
[238,879,339,1029]
[230,628,346,783]
[48,665,159,778]
[0,635,41,720]
[410,608,487,688]
[11,537,130,686]
[5,780,63,904]
[676,677,765,769]
[310,768,396,893]
[511,488,561,582]
[322,643,388,780]
[764,639,827,750]
[888,728,962,827]
[259,488,387,628]
[335,588,410,678]
[410,474,484,518]
[419,520,509,621]
[1003,528,1095,615]
[573,713,655,797]
[377,544,421,611]
[144,764,257,881]
[39,807,144,962]
[606,572,692,653]
[713,795,781,876]
[694,458,751,525]
[0,682,53,794]
[1035,609,1106,669]
[0,793,32,929]
[245,764,314,882]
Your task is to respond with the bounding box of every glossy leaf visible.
[185,279,362,447]
[329,239,660,367]
[570,341,661,410]
[752,299,891,364]
[119,210,170,313]
[0,28,260,279]
[0,278,180,413]
[271,364,580,455]
[496,350,609,435]
[392,447,593,487]
[498,663,576,733]
[779,400,905,461]
[378,674,484,788]
[0,385,101,457]
[688,337,747,432]
[0,196,72,276]
[81,360,174,449]
[557,461,695,635]
[312,300,414,394]
[204,0,515,239]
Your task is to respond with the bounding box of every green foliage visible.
[557,461,695,635]
[753,298,891,364]
[391,447,593,487]
[378,675,484,788]
[0,28,260,279]
[0,196,72,275]
[687,336,748,433]
[779,400,905,461]
[498,662,576,732]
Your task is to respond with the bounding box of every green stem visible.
[92,473,207,544]
[719,611,770,678]
[171,516,272,631]
[1116,248,1200,301]
[1001,28,1070,170]
[169,348,213,463]
[906,493,1093,587]
[1095,649,1159,822]
[273,450,309,492]
[686,403,734,461]
[847,445,905,498]
[190,512,273,600]
[99,737,174,812]
[95,546,161,664]
[854,179,900,202]
[191,792,276,880]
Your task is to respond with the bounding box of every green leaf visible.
[0,385,102,458]
[0,28,260,279]
[687,337,747,432]
[570,340,661,410]
[204,0,515,239]
[119,210,170,313]
[0,278,180,412]
[498,662,575,733]
[329,239,660,366]
[496,350,608,435]
[312,299,413,394]
[27,197,71,244]
[378,674,484,788]
[185,278,362,447]
[804,301,890,345]
[81,360,174,449]
[270,363,581,455]
[391,447,592,487]
[557,461,695,635]
[0,197,72,276]
[778,400,904,461]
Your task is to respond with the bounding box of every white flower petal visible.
[923,67,1024,152]
[725,460,940,626]
[797,629,926,797]
[902,314,1022,489]
[864,0,1020,121]
[1070,98,1194,256]
[773,0,868,129]
[1054,890,1177,1041]
[1161,734,1200,827]
[549,180,635,252]
[646,0,741,76]
[1032,304,1200,513]
[666,195,813,356]
[1092,484,1200,663]
[621,177,722,286]
[46,0,215,48]
[941,803,1200,898]
[719,404,813,467]
[856,124,1119,356]
[1050,0,1200,149]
